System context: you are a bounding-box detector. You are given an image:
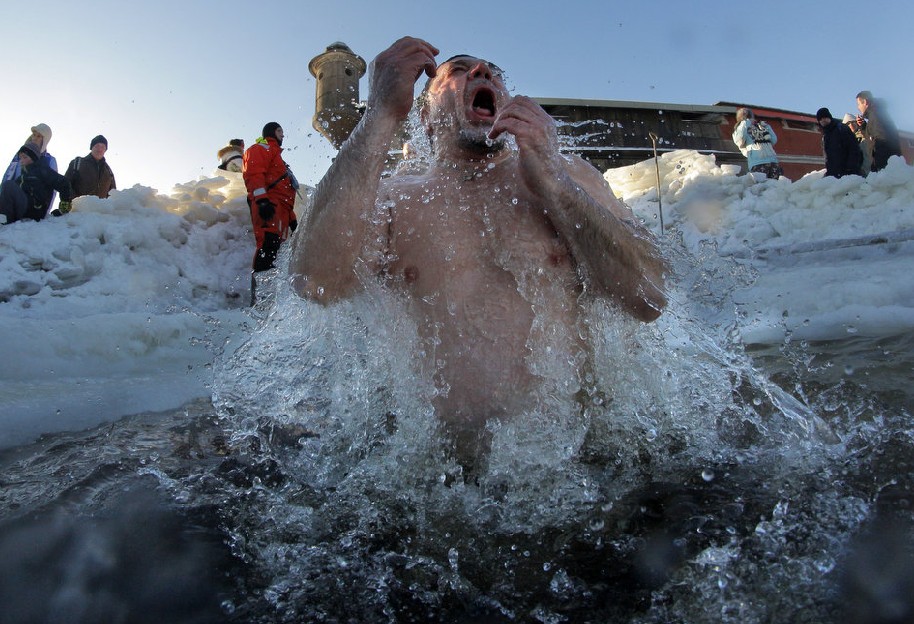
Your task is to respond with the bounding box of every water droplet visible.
[843,364,855,375]
[448,548,459,569]
[701,469,715,482]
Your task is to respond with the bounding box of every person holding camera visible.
[732,107,783,179]
[855,91,902,173]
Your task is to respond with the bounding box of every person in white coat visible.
[3,123,59,216]
[732,108,783,179]
[217,139,245,173]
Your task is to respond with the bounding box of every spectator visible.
[242,122,300,302]
[0,142,72,224]
[217,139,245,172]
[855,91,902,173]
[63,135,117,205]
[732,108,783,179]
[842,113,873,175]
[816,108,863,178]
[3,123,59,216]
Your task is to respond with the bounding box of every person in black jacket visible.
[0,142,72,224]
[817,108,863,178]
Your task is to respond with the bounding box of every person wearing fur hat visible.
[242,122,300,303]
[816,108,863,178]
[0,142,73,224]
[3,123,60,214]
[217,139,245,173]
[63,135,117,203]
[732,108,783,179]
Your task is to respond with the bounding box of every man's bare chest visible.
[384,185,573,293]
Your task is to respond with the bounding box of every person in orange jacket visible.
[242,122,300,298]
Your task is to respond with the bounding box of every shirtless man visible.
[291,37,666,456]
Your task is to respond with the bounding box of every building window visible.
[781,119,820,133]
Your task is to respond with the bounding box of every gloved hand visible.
[289,219,297,233]
[57,201,72,215]
[256,198,275,221]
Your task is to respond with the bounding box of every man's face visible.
[18,151,33,166]
[91,143,107,160]
[818,117,831,128]
[856,97,868,115]
[424,56,509,152]
[274,127,284,146]
[29,130,43,145]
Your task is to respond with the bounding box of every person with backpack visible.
[3,123,59,216]
[732,108,783,179]
[0,142,72,224]
[217,139,245,173]
[242,122,300,302]
[63,135,116,208]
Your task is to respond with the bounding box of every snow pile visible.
[0,173,255,447]
[607,151,914,343]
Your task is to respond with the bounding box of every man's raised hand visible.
[368,37,439,121]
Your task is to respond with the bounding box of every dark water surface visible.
[1,328,912,623]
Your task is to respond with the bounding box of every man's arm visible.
[290,37,439,303]
[489,96,667,322]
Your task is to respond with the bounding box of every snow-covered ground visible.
[607,151,914,344]
[0,173,256,448]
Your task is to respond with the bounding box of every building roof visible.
[534,97,737,115]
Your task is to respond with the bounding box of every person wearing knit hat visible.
[3,123,61,214]
[242,121,300,303]
[0,141,73,224]
[63,134,117,201]
[817,106,863,178]
[18,143,41,163]
[261,122,282,144]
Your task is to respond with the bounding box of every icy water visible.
[2,263,913,624]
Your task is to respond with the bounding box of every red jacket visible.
[243,138,297,248]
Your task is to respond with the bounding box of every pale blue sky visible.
[2,0,911,193]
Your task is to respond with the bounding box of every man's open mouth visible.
[470,87,497,119]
